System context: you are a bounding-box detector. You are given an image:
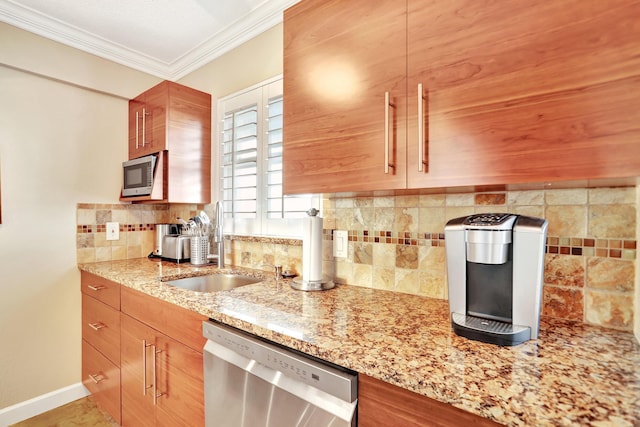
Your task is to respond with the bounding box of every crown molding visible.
[0,0,298,80]
[168,0,298,80]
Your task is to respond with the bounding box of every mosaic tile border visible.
[77,224,157,233]
[76,225,637,260]
[336,230,637,260]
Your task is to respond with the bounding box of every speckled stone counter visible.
[78,258,640,427]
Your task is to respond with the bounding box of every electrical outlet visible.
[106,222,120,241]
[333,230,348,258]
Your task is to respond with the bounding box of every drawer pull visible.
[88,322,106,331]
[89,373,104,384]
[87,284,106,291]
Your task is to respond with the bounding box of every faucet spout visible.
[208,201,225,268]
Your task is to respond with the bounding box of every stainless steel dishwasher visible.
[202,320,358,427]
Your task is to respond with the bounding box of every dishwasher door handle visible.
[204,339,357,423]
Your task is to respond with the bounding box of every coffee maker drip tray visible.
[451,313,531,346]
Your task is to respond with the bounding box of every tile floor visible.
[10,397,118,427]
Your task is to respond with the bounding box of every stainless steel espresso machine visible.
[444,213,548,346]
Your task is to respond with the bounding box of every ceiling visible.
[0,0,299,80]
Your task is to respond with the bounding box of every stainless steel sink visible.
[165,274,261,293]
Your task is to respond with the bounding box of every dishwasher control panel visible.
[203,320,356,402]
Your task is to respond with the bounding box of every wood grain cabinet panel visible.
[82,341,121,425]
[406,0,640,189]
[283,0,640,194]
[121,286,207,352]
[80,271,120,310]
[121,288,206,427]
[80,272,121,424]
[358,374,502,427]
[283,0,408,194]
[82,294,120,366]
[125,80,212,204]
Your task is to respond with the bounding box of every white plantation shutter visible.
[222,105,258,219]
[265,94,284,219]
[219,77,320,236]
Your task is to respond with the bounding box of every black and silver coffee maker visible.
[444,213,548,346]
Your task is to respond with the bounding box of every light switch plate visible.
[106,222,120,241]
[333,230,348,258]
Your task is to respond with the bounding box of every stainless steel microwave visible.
[122,154,157,197]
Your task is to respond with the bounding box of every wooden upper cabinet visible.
[129,86,168,159]
[283,0,640,194]
[407,0,640,189]
[125,81,212,204]
[283,0,408,194]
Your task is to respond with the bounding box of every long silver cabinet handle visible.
[135,111,139,149]
[87,284,106,291]
[384,92,395,174]
[88,322,105,331]
[418,83,425,172]
[142,108,147,147]
[152,345,164,404]
[143,340,152,396]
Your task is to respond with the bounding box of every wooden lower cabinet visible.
[358,374,502,427]
[82,341,121,424]
[121,287,206,427]
[81,272,121,424]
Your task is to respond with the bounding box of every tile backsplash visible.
[76,187,637,331]
[76,203,204,262]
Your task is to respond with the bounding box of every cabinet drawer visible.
[121,286,207,352]
[81,271,120,309]
[82,340,121,425]
[82,294,121,366]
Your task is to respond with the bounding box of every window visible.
[218,77,320,236]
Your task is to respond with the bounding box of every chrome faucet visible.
[208,201,225,268]
[262,264,283,280]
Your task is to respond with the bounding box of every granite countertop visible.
[78,258,640,427]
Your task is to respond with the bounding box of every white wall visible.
[0,20,283,411]
[0,22,157,409]
[178,23,284,199]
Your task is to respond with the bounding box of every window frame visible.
[217,76,321,237]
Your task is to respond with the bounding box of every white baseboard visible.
[0,383,89,426]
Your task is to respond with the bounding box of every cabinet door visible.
[128,84,168,159]
[121,311,205,427]
[155,333,205,427]
[407,0,640,188]
[358,374,500,427]
[128,96,145,159]
[142,84,168,156]
[121,314,156,427]
[283,0,407,194]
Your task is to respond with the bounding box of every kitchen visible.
[1,0,640,426]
